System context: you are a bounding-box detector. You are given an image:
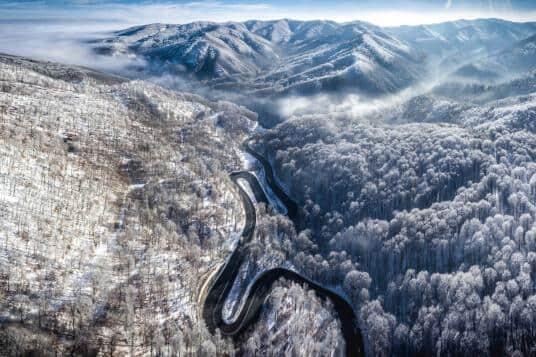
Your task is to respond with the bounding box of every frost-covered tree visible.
[253,94,536,355]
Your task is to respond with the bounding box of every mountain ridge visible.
[92,19,423,96]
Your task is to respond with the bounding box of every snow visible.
[0,55,251,354]
[363,33,395,61]
[0,192,19,204]
[240,151,257,170]
[222,260,251,323]
[93,19,422,95]
[355,53,375,73]
[253,170,287,215]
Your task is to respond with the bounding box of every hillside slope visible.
[0,54,255,355]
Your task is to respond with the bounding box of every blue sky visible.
[2,1,536,26]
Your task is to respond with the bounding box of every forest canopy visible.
[253,101,536,355]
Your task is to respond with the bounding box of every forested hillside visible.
[253,92,536,355]
[0,53,354,356]
[0,54,254,354]
[241,278,345,356]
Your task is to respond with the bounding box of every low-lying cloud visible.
[0,17,144,74]
[274,76,443,120]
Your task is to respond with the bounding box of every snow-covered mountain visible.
[96,22,278,79]
[387,18,536,65]
[426,33,536,107]
[453,34,536,82]
[92,19,424,96]
[249,20,422,95]
[92,18,536,100]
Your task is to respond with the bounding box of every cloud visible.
[445,0,453,9]
[0,17,145,73]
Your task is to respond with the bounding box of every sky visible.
[0,0,535,70]
[2,0,536,27]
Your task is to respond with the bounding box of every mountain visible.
[96,22,279,79]
[387,18,536,66]
[92,18,536,100]
[430,33,536,105]
[493,33,536,73]
[454,33,536,81]
[92,19,424,96]
[247,20,422,96]
[0,53,255,354]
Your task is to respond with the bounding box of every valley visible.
[1,13,536,357]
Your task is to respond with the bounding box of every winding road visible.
[201,140,364,356]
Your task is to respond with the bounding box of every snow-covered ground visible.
[240,279,345,356]
[0,54,253,355]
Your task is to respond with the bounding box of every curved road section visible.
[202,141,364,357]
